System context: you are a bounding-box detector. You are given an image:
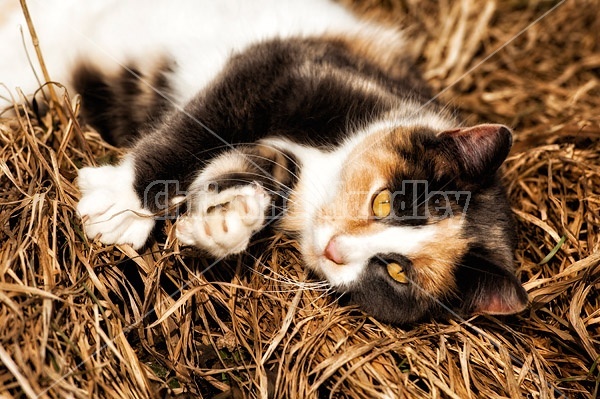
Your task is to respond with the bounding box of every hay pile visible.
[1,0,599,397]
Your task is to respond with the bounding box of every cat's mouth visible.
[304,227,365,288]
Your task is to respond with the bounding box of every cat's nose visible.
[324,237,345,265]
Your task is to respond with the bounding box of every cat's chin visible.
[303,256,363,292]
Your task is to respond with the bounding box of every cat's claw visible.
[76,159,155,249]
[176,183,271,258]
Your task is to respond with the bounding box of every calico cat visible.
[1,0,528,323]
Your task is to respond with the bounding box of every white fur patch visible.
[259,137,354,225]
[76,157,155,249]
[312,224,447,287]
[176,183,271,258]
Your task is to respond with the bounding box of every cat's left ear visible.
[457,254,529,316]
[438,124,512,179]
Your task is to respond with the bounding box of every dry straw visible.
[1,0,599,398]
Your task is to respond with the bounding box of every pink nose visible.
[324,237,345,265]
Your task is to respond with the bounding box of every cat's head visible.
[301,123,528,324]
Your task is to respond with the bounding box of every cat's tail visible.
[72,60,176,147]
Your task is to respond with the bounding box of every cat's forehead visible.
[341,125,439,185]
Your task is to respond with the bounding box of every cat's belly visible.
[0,0,386,108]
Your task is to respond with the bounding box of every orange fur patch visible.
[409,218,470,298]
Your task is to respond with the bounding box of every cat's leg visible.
[76,152,272,254]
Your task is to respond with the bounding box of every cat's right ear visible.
[438,124,513,179]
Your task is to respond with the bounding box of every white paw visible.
[76,158,155,249]
[176,183,271,258]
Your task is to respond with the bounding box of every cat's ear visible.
[438,124,512,178]
[457,254,529,316]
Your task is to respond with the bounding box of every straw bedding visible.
[0,0,598,397]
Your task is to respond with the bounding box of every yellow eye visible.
[372,189,391,218]
[387,262,408,284]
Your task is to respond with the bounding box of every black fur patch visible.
[73,60,174,146]
[350,254,443,324]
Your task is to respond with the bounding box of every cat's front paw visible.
[176,183,271,258]
[76,158,155,249]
